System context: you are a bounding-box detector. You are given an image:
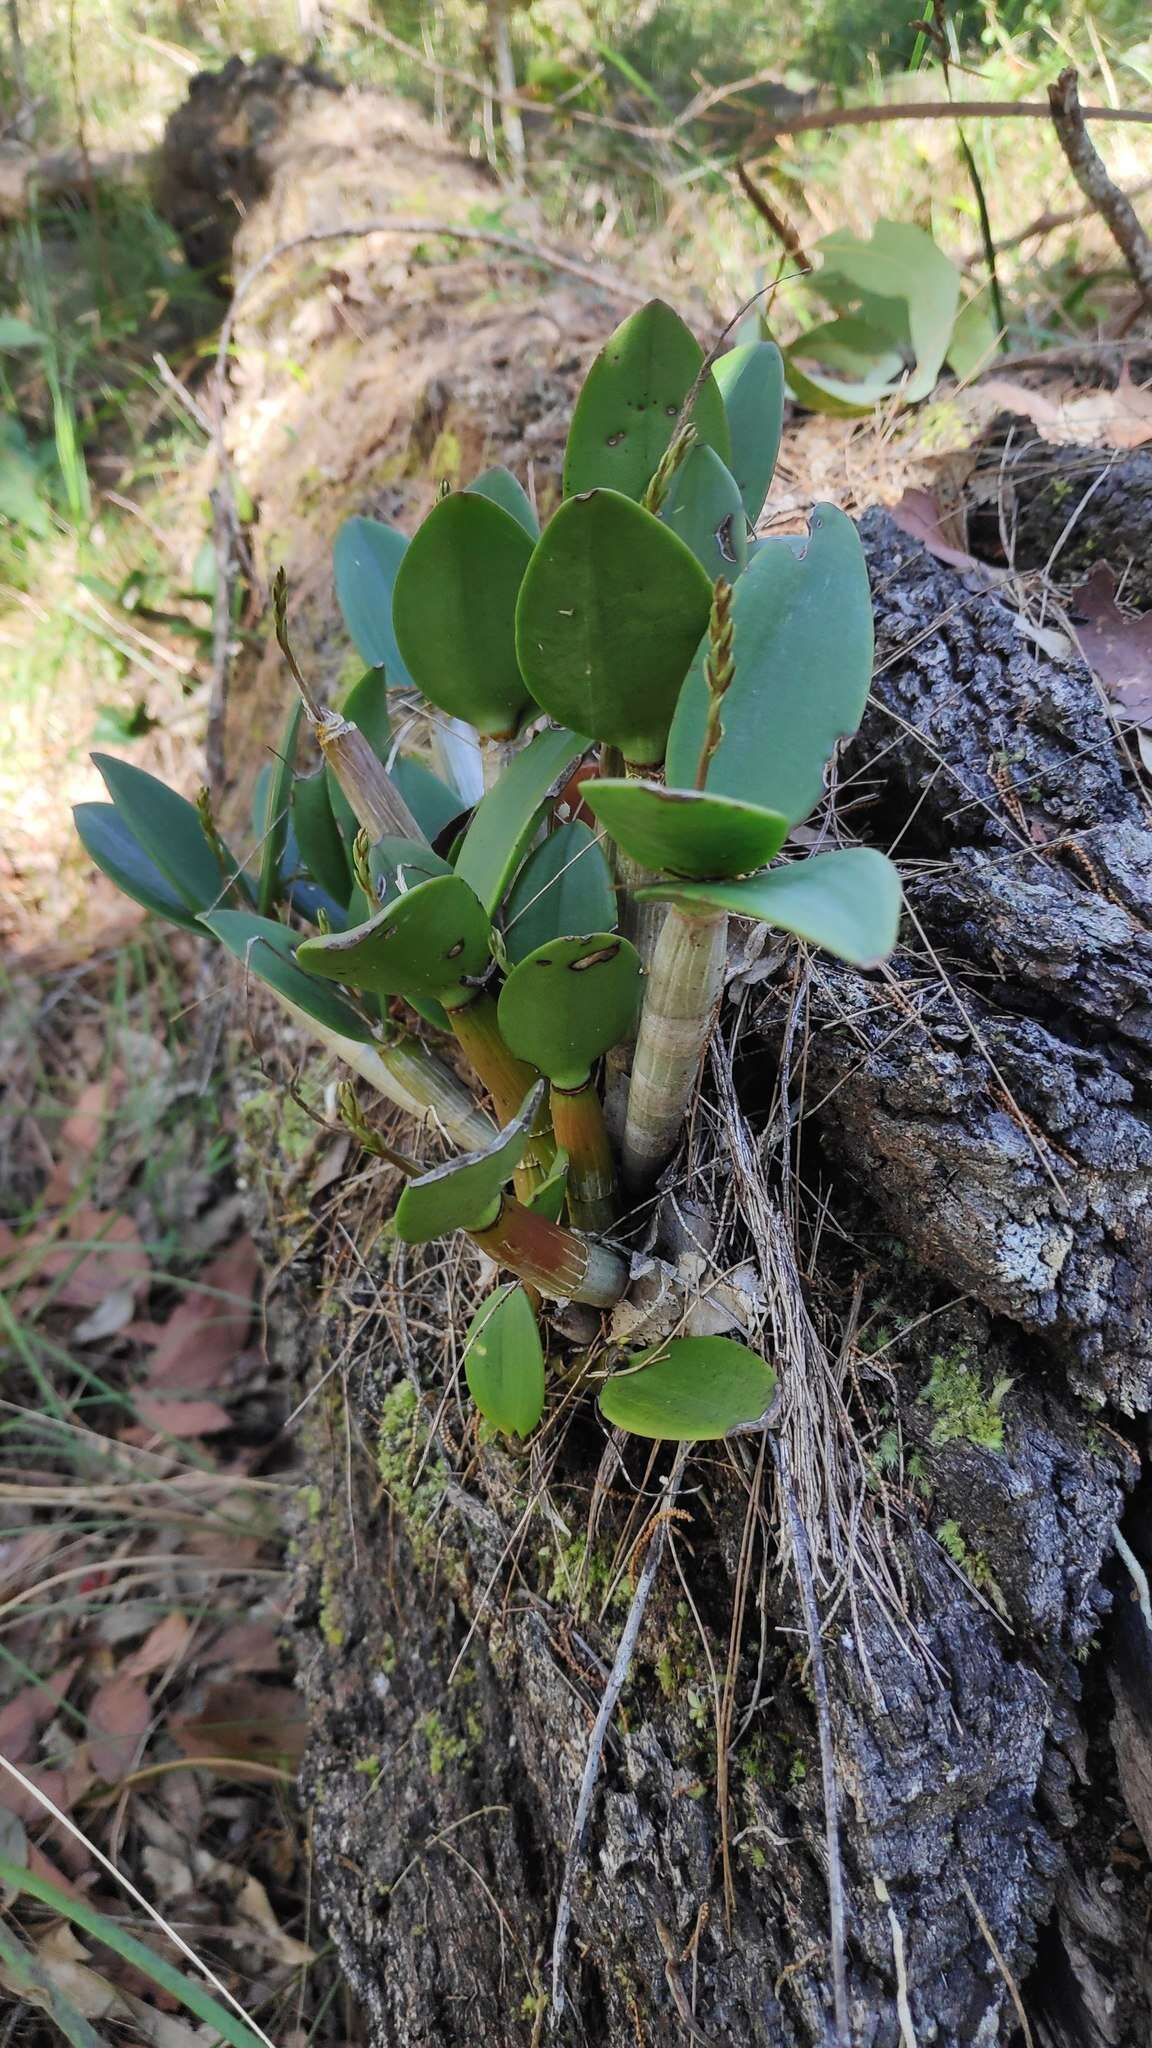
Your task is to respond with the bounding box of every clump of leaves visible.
[779,220,999,416]
[75,296,902,1447]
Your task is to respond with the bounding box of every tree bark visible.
[969,414,1152,603]
[272,509,1152,2047]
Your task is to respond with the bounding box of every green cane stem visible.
[449,993,555,1199]
[470,1196,628,1308]
[550,1077,618,1234]
[620,901,727,1195]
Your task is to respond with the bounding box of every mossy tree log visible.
[272,512,1152,2048]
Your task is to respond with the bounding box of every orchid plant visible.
[75,298,901,1445]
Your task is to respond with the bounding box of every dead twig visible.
[959,177,1152,268]
[549,1444,690,2027]
[747,93,1152,157]
[734,161,812,272]
[771,1430,850,2048]
[1048,67,1152,314]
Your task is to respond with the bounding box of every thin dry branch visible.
[1048,67,1152,313]
[549,1444,690,2027]
[735,161,813,272]
[748,93,1152,156]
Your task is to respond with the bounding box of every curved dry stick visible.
[549,1444,690,2026]
[1049,66,1152,314]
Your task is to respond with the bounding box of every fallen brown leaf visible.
[890,489,984,572]
[144,1236,260,1393]
[24,1204,150,1312]
[88,1673,151,1782]
[122,1612,192,1681]
[174,1680,307,1768]
[41,1080,114,1202]
[979,367,1152,451]
[1070,563,1152,719]
[203,1620,283,1673]
[0,1661,79,1763]
[134,1393,234,1438]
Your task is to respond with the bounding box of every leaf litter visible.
[0,942,350,2044]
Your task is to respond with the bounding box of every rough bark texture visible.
[968,415,1152,604]
[263,506,1152,2048]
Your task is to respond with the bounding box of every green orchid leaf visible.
[292,768,352,904]
[784,317,905,417]
[257,701,303,917]
[368,834,454,905]
[660,443,748,581]
[712,340,785,522]
[297,872,492,1009]
[204,910,376,1040]
[814,220,959,405]
[563,298,730,501]
[464,1283,546,1437]
[326,668,391,840]
[91,753,242,912]
[392,492,535,738]
[470,466,540,539]
[392,755,468,844]
[497,933,642,1089]
[73,803,206,933]
[502,821,616,963]
[598,1336,777,1440]
[641,847,902,968]
[333,515,414,682]
[665,504,873,824]
[515,490,712,766]
[523,1147,569,1222]
[395,1083,545,1242]
[583,779,788,881]
[947,291,1000,379]
[454,725,590,914]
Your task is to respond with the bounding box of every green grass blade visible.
[0,1856,271,2048]
[0,1916,110,2048]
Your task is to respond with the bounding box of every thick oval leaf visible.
[498,933,642,1088]
[74,803,206,933]
[395,1083,544,1242]
[469,466,539,539]
[813,220,959,405]
[333,515,414,682]
[392,493,535,738]
[368,834,454,905]
[665,504,873,824]
[784,318,906,417]
[326,668,392,840]
[297,872,492,1009]
[563,299,730,501]
[640,847,902,968]
[582,779,788,881]
[203,910,375,1040]
[292,769,351,904]
[947,291,999,379]
[502,821,616,963]
[464,1283,546,1437]
[516,490,712,766]
[92,754,238,912]
[599,1336,776,1440]
[257,701,303,917]
[454,726,590,914]
[660,444,748,581]
[392,755,468,845]
[712,340,785,523]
